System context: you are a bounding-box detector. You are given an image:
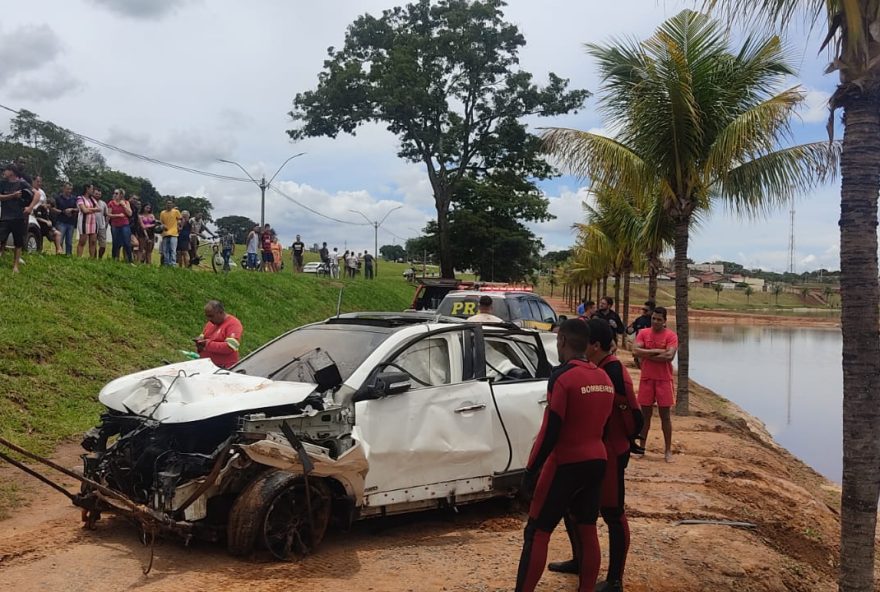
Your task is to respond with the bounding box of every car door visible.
[354,328,496,503]
[476,329,551,474]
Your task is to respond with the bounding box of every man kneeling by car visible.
[196,300,243,368]
[515,319,614,592]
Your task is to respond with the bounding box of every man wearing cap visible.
[467,295,503,322]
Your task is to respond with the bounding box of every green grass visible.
[0,252,416,455]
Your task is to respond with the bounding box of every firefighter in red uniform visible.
[548,318,644,592]
[515,319,615,592]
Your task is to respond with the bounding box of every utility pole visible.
[219,154,304,228]
[349,205,402,277]
[788,204,796,275]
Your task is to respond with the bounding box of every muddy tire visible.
[227,469,332,560]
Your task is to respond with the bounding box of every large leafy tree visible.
[414,174,551,282]
[215,215,258,244]
[288,0,589,278]
[379,244,406,261]
[7,109,106,180]
[542,10,836,414]
[171,195,214,221]
[67,169,162,210]
[704,4,880,590]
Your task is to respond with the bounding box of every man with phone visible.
[195,300,243,369]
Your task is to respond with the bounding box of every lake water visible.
[686,323,842,482]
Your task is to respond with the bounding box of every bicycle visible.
[193,237,229,273]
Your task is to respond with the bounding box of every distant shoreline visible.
[682,308,839,329]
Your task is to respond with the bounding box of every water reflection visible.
[686,323,842,482]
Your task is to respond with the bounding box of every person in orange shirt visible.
[270,234,283,272]
[633,306,678,462]
[196,300,243,369]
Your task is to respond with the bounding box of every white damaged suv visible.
[77,312,555,559]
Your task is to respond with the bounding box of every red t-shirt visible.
[107,200,131,227]
[528,359,614,467]
[261,231,273,253]
[598,354,641,456]
[199,314,243,368]
[637,327,678,381]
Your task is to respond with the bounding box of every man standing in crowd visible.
[329,247,340,278]
[579,300,596,320]
[93,188,108,259]
[0,164,36,273]
[219,229,235,272]
[245,224,259,270]
[196,300,243,369]
[260,224,274,272]
[291,234,305,273]
[634,306,679,463]
[319,241,329,274]
[627,300,656,366]
[467,295,503,322]
[159,199,181,266]
[595,297,624,343]
[53,182,77,256]
[515,319,614,592]
[363,249,374,279]
[548,318,643,592]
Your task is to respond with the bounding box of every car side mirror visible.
[352,372,412,402]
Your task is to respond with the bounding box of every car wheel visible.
[227,469,332,560]
[26,228,42,253]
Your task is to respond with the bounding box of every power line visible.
[268,185,369,227]
[0,103,252,183]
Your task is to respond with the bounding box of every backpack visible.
[597,354,644,439]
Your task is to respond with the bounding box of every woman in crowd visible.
[32,177,63,254]
[76,184,100,258]
[106,188,133,263]
[177,210,191,267]
[271,234,283,272]
[140,203,157,264]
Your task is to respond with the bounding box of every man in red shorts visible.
[633,306,678,462]
[548,318,643,592]
[515,319,614,592]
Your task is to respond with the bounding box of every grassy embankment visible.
[0,252,415,457]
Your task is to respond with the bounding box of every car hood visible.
[98,358,318,424]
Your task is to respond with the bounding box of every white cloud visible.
[0,24,66,89]
[800,89,831,124]
[7,68,81,102]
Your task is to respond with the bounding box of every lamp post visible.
[349,205,403,277]
[219,153,304,227]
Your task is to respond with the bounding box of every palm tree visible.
[772,283,784,305]
[542,10,835,415]
[823,284,835,308]
[744,285,754,304]
[713,283,724,303]
[706,3,880,589]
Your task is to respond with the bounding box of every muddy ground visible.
[0,353,848,591]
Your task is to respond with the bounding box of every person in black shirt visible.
[53,182,78,255]
[364,249,375,279]
[595,297,624,343]
[291,234,305,272]
[0,164,36,273]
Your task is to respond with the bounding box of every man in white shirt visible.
[329,247,340,278]
[467,295,503,323]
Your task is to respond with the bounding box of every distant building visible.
[698,272,725,287]
[744,277,766,290]
[688,263,725,274]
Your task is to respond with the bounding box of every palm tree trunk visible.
[647,253,660,301]
[622,267,631,349]
[673,217,690,415]
[613,272,621,311]
[838,94,880,592]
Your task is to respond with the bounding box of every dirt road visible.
[0,358,843,591]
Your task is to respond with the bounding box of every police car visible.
[437,288,559,331]
[73,312,557,560]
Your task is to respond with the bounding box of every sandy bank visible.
[0,351,850,591]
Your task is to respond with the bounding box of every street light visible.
[349,205,403,277]
[218,153,305,227]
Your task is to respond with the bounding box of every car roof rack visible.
[326,311,464,328]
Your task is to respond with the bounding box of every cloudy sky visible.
[1,0,841,271]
